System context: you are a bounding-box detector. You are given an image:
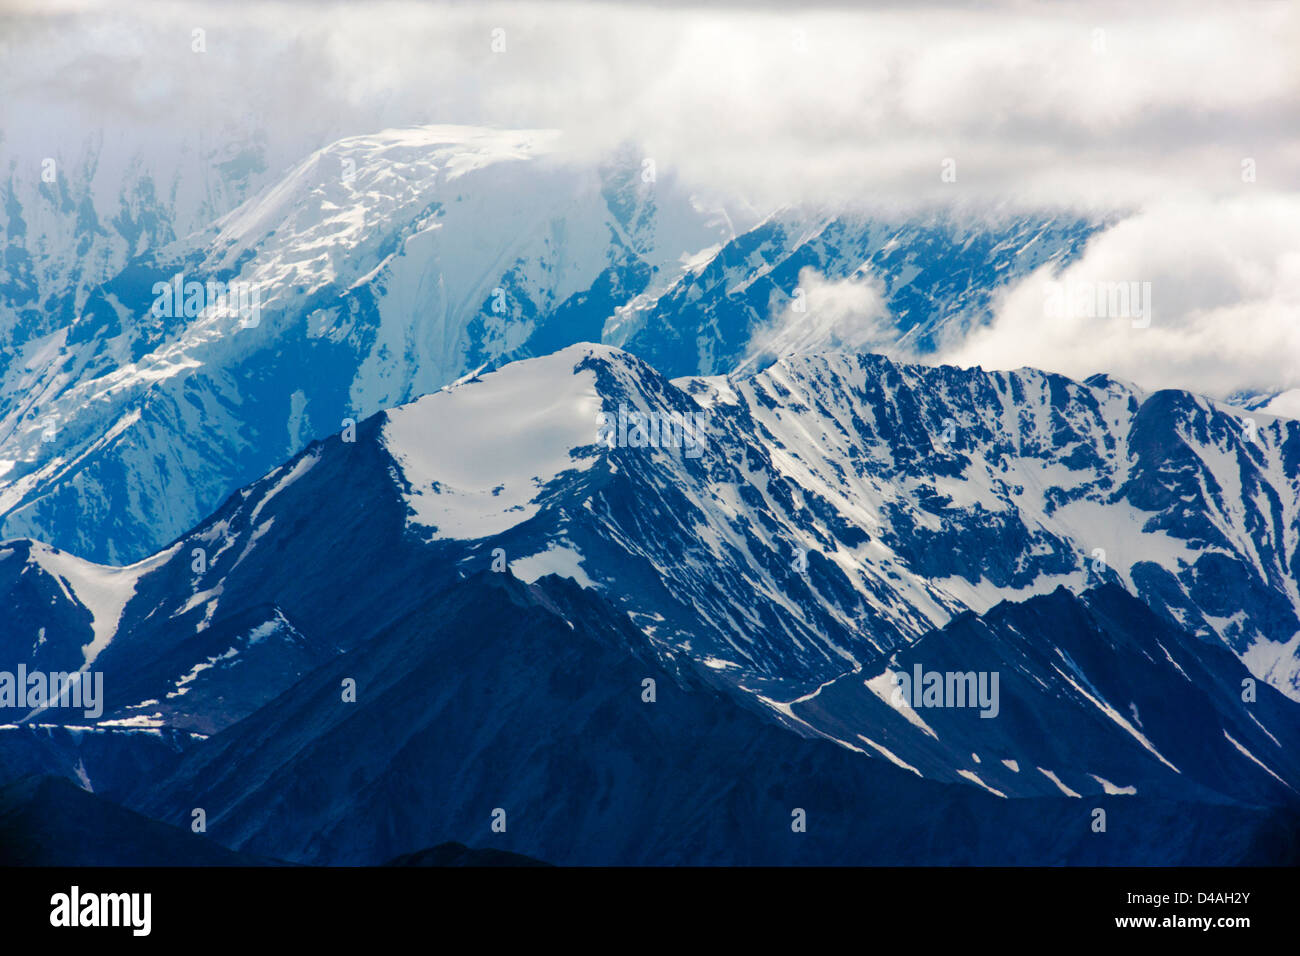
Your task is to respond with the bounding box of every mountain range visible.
[1,127,1296,866]
[1,342,1296,864]
[1,126,1095,565]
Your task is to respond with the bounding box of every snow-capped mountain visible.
[612,211,1098,377]
[0,127,1099,568]
[0,128,733,564]
[2,344,1296,854]
[0,125,277,360]
[350,344,1300,704]
[676,352,1300,698]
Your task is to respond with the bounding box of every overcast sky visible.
[3,0,1297,398]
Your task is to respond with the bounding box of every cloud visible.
[940,197,1300,398]
[741,267,898,371]
[3,0,1297,211]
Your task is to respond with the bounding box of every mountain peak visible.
[381,345,616,541]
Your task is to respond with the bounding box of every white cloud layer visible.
[941,197,1300,398]
[4,0,1297,209]
[741,267,896,372]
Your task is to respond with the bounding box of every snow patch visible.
[383,347,607,540]
[509,545,596,588]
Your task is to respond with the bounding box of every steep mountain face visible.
[0,345,1296,852]
[0,126,275,362]
[0,127,730,564]
[0,127,1100,568]
[686,354,1300,698]
[358,344,1300,702]
[127,572,1300,866]
[613,212,1097,377]
[0,410,462,735]
[787,583,1300,806]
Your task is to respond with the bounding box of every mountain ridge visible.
[1,344,1295,842]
